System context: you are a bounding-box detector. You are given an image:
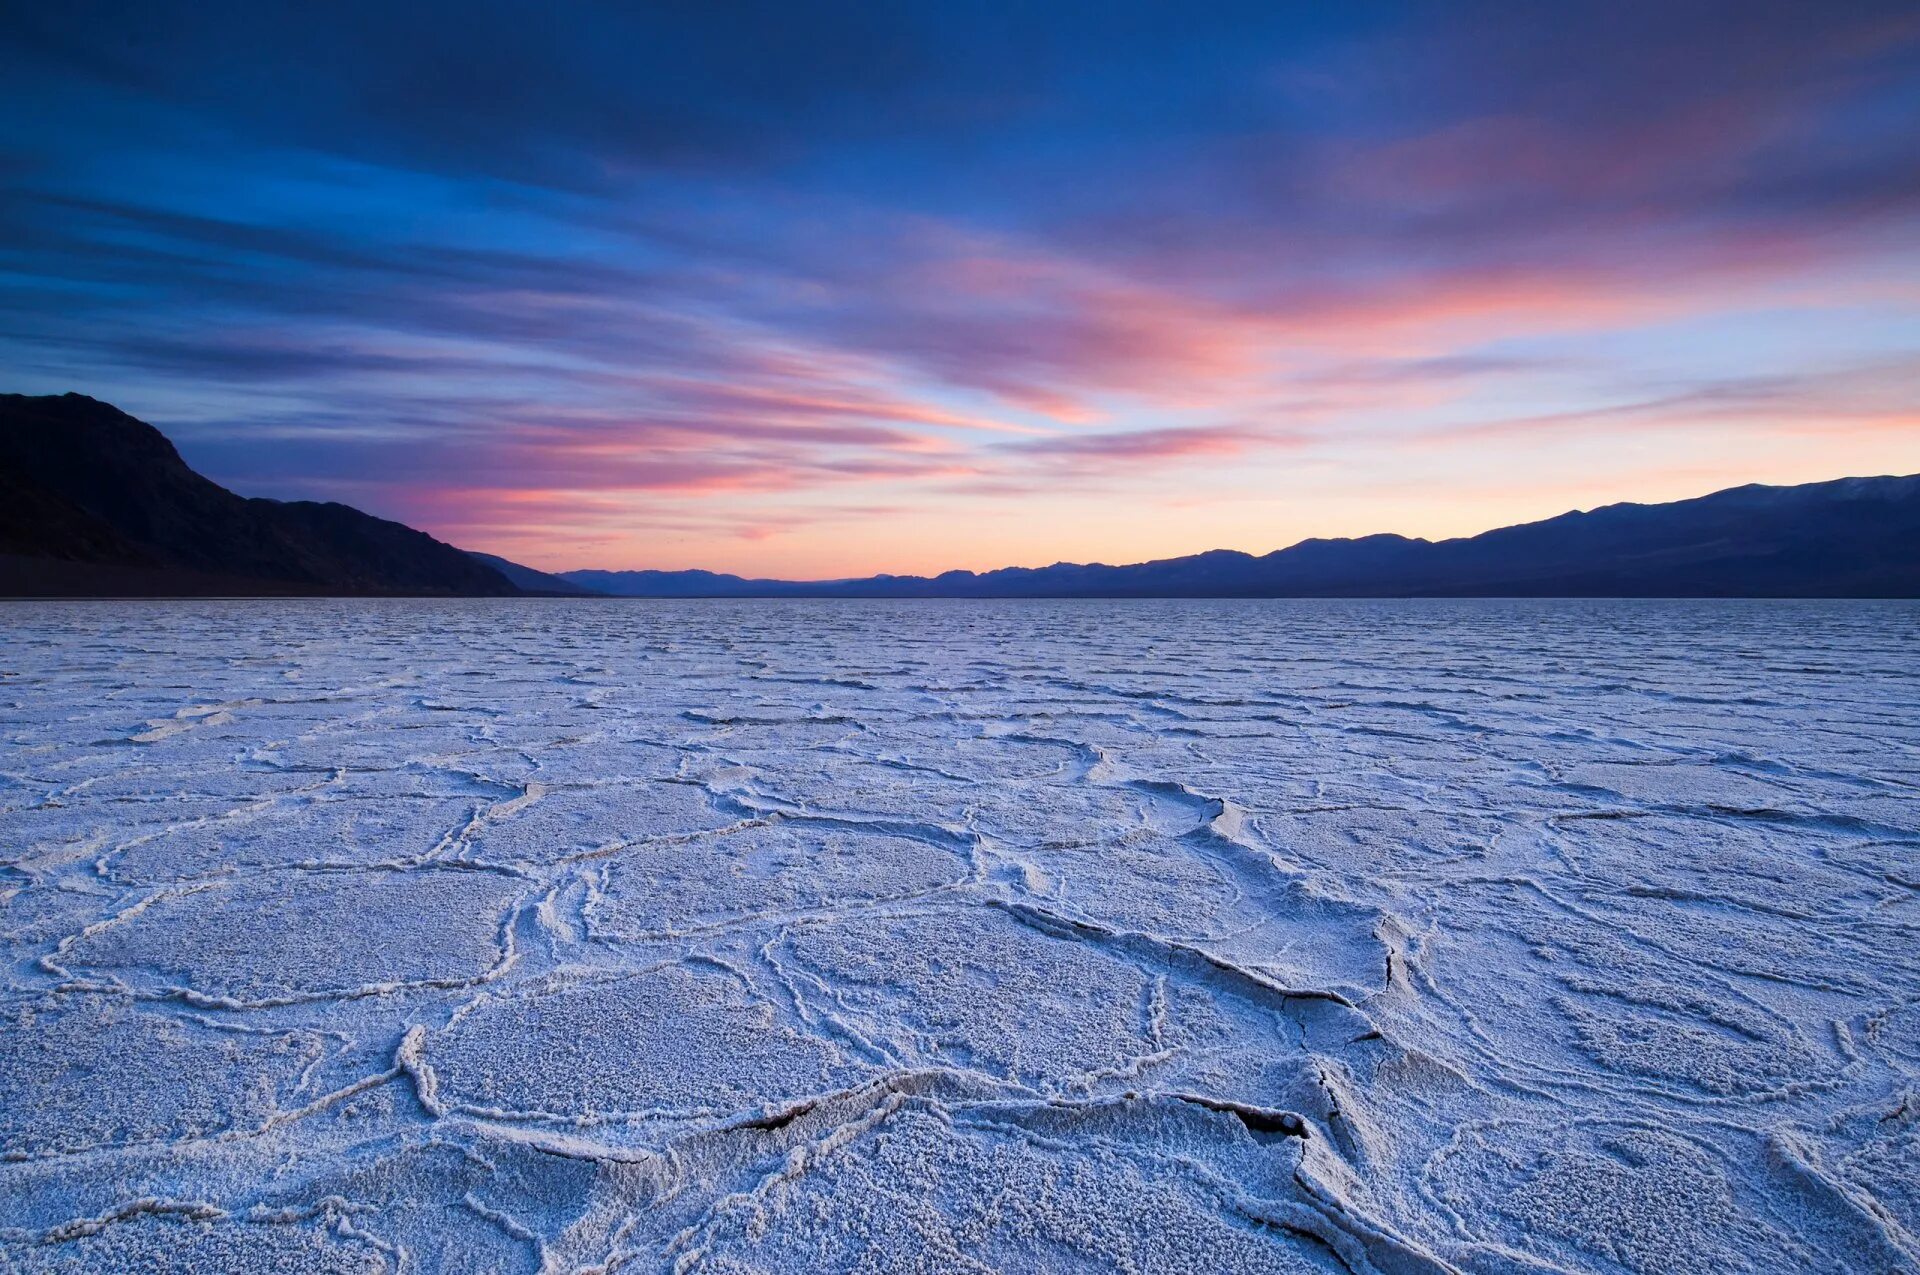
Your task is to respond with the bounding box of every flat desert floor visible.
[2,599,1916,1274]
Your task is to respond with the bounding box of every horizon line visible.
[528,470,1920,584]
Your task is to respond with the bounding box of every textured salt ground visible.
[1,599,1917,1274]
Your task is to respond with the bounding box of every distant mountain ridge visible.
[466,551,601,596]
[567,474,1920,598]
[0,393,518,597]
[5,392,1916,598]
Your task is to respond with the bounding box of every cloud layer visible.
[3,1,1917,574]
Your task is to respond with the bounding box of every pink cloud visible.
[1011,422,1300,464]
[1427,355,1920,443]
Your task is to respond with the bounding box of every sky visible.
[3,2,1919,578]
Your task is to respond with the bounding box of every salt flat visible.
[1,598,1916,1274]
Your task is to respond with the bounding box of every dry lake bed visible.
[2,598,1917,1273]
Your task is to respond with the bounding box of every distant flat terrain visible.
[2,599,1916,1273]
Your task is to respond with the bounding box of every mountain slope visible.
[562,568,797,597]
[466,551,602,595]
[0,393,518,597]
[566,475,1920,598]
[9,391,1915,599]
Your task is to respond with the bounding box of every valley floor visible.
[2,598,1916,1273]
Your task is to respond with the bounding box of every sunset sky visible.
[3,1,1918,578]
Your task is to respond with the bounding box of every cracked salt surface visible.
[1,598,1916,1274]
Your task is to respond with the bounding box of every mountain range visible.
[570,474,1920,599]
[0,393,516,597]
[4,392,1917,598]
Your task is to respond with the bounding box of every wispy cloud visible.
[2,0,1916,574]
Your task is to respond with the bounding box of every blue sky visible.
[3,1,1918,575]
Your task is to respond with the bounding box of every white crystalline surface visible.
[2,600,1916,1275]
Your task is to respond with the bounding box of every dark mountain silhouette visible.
[0,393,517,597]
[8,391,1917,599]
[467,551,601,595]
[567,474,1920,598]
[563,568,791,597]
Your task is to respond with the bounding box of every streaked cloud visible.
[1,0,1916,575]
